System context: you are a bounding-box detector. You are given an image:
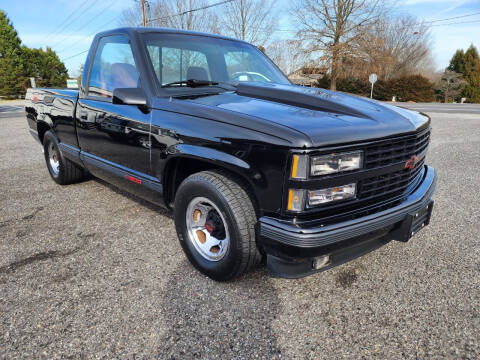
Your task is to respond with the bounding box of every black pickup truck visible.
[25,28,436,280]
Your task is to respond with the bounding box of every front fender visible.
[160,143,266,209]
[171,144,250,170]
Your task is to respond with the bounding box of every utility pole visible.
[141,0,147,27]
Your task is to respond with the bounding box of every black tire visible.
[174,170,262,281]
[43,130,85,185]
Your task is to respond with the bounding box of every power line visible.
[270,17,480,33]
[146,0,234,25]
[52,0,117,50]
[44,1,90,42]
[424,11,480,24]
[58,12,124,60]
[57,13,123,54]
[48,0,97,45]
[430,19,480,27]
[59,0,235,61]
[48,0,106,46]
[58,4,480,61]
[61,49,89,62]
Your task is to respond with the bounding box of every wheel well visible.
[164,157,259,213]
[37,121,51,145]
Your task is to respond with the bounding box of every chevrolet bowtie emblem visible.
[405,155,419,170]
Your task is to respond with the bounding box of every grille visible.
[363,128,430,168]
[358,158,424,202]
[357,127,430,203]
[298,127,431,223]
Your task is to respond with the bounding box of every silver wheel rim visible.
[48,143,60,176]
[185,197,230,261]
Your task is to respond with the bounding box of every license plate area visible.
[393,201,434,242]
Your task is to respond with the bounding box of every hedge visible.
[316,74,436,102]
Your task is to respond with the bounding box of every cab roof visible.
[96,27,248,44]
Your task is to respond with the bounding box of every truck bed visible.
[25,88,79,148]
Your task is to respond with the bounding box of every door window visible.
[88,36,139,98]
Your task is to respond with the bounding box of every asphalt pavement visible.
[0,101,24,119]
[0,101,479,359]
[393,102,480,114]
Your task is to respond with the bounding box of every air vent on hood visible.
[236,83,371,119]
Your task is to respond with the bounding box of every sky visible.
[1,0,479,77]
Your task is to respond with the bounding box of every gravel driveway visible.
[0,103,479,359]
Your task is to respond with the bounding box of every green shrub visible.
[315,74,435,102]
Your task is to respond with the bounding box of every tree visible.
[0,12,68,96]
[219,0,277,46]
[349,15,433,80]
[388,74,435,102]
[316,74,435,102]
[266,40,309,75]
[121,0,219,33]
[462,45,480,103]
[447,45,480,103]
[152,0,219,32]
[436,70,465,103]
[0,10,24,97]
[119,1,143,27]
[447,49,465,74]
[291,0,387,90]
[21,47,68,90]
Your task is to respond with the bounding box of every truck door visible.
[76,35,154,191]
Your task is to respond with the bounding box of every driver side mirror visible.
[112,88,148,109]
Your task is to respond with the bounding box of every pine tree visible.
[0,11,68,96]
[462,45,480,103]
[21,46,68,89]
[0,10,24,97]
[447,49,465,74]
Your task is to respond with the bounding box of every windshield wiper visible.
[162,79,236,91]
[162,79,218,88]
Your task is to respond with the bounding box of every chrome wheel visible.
[185,197,230,261]
[47,142,60,176]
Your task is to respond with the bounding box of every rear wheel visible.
[174,170,262,281]
[43,130,85,185]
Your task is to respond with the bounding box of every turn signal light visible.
[290,154,308,179]
[287,189,306,211]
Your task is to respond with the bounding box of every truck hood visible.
[183,82,430,148]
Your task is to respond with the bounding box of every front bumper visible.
[259,165,437,278]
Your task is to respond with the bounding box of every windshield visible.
[141,32,290,90]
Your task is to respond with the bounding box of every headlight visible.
[308,183,356,206]
[287,151,362,211]
[287,183,357,211]
[310,151,363,176]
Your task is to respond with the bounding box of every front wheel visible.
[174,170,262,281]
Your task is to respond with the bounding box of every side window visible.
[88,36,139,98]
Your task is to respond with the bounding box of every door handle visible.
[79,110,87,120]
